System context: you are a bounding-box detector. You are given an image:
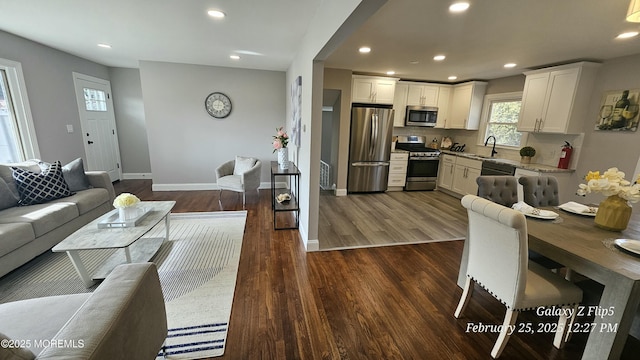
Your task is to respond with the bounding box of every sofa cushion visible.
[0,223,35,258]
[217,174,243,191]
[0,160,41,199]
[0,177,19,210]
[52,188,110,215]
[0,332,35,359]
[0,294,90,356]
[39,158,92,192]
[12,161,73,206]
[233,156,256,175]
[0,202,79,237]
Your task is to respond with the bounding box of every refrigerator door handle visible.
[351,162,390,167]
[369,112,376,158]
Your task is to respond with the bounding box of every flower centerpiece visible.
[272,127,289,168]
[113,192,141,221]
[577,167,640,231]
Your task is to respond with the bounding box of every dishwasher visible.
[480,161,516,176]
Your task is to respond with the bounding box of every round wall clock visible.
[205,92,232,118]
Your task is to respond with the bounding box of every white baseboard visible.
[151,181,288,191]
[335,188,347,196]
[122,173,153,180]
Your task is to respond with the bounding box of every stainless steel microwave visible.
[405,106,438,127]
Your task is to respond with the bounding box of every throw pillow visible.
[0,177,19,210]
[233,156,257,175]
[38,158,92,192]
[11,161,73,206]
[0,332,36,360]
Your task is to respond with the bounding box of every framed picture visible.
[290,76,302,147]
[595,89,639,132]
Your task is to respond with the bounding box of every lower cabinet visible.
[451,157,482,196]
[387,152,409,191]
[438,155,481,197]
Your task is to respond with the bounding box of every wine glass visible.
[623,104,639,129]
[599,105,613,125]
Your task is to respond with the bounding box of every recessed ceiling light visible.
[230,55,240,60]
[433,55,446,61]
[207,10,226,18]
[449,2,470,13]
[504,63,517,68]
[359,47,371,53]
[97,43,111,49]
[616,31,639,39]
[386,71,396,75]
[448,76,458,80]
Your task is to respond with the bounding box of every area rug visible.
[0,211,247,359]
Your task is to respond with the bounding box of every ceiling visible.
[1,0,640,83]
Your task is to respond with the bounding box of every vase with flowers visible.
[113,192,141,221]
[577,168,640,231]
[273,127,289,169]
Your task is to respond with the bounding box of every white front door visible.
[73,73,121,181]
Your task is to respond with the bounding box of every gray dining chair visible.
[475,176,518,208]
[455,195,583,358]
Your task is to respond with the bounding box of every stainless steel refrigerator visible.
[347,105,395,192]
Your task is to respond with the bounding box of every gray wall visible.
[0,30,109,163]
[138,61,285,189]
[108,67,152,175]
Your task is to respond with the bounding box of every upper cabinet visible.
[517,62,600,134]
[435,86,451,128]
[445,81,487,130]
[392,82,409,127]
[406,83,439,106]
[352,75,398,104]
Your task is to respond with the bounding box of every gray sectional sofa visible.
[0,159,115,278]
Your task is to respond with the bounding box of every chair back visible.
[518,176,559,207]
[476,176,518,208]
[461,195,528,308]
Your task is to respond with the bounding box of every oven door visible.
[405,157,440,190]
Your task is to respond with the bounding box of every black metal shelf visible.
[271,161,300,230]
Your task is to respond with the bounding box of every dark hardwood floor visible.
[114,180,640,359]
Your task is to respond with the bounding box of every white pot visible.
[278,148,289,169]
[118,206,138,221]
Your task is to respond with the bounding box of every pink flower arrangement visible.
[272,127,289,152]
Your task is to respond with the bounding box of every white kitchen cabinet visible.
[406,83,439,106]
[387,152,409,190]
[517,62,600,134]
[451,157,482,196]
[392,82,409,127]
[351,75,398,104]
[435,85,451,128]
[447,81,487,130]
[437,154,456,190]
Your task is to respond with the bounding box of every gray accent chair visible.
[518,175,559,207]
[475,176,518,207]
[456,195,583,358]
[0,263,167,359]
[216,157,262,207]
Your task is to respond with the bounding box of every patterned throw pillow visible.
[11,161,73,206]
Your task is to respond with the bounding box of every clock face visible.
[205,92,232,118]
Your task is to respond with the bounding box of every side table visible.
[271,161,300,230]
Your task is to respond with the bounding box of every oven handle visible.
[409,157,440,161]
[352,162,390,167]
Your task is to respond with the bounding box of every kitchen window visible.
[481,92,525,148]
[0,58,39,162]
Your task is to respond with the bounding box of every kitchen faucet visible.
[484,136,498,157]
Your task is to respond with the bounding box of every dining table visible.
[457,205,640,360]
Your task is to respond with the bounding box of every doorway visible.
[72,73,122,181]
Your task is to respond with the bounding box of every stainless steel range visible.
[395,135,440,191]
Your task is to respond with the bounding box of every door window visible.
[83,88,108,112]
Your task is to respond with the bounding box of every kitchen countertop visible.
[439,150,574,173]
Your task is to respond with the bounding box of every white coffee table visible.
[52,201,176,287]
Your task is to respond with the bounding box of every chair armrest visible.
[241,160,262,191]
[216,160,235,180]
[85,171,115,203]
[37,263,167,360]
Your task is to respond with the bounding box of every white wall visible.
[139,61,285,189]
[0,30,109,163]
[109,67,152,176]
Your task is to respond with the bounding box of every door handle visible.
[87,141,94,144]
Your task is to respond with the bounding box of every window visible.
[481,92,525,148]
[0,58,39,162]
[83,87,107,112]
